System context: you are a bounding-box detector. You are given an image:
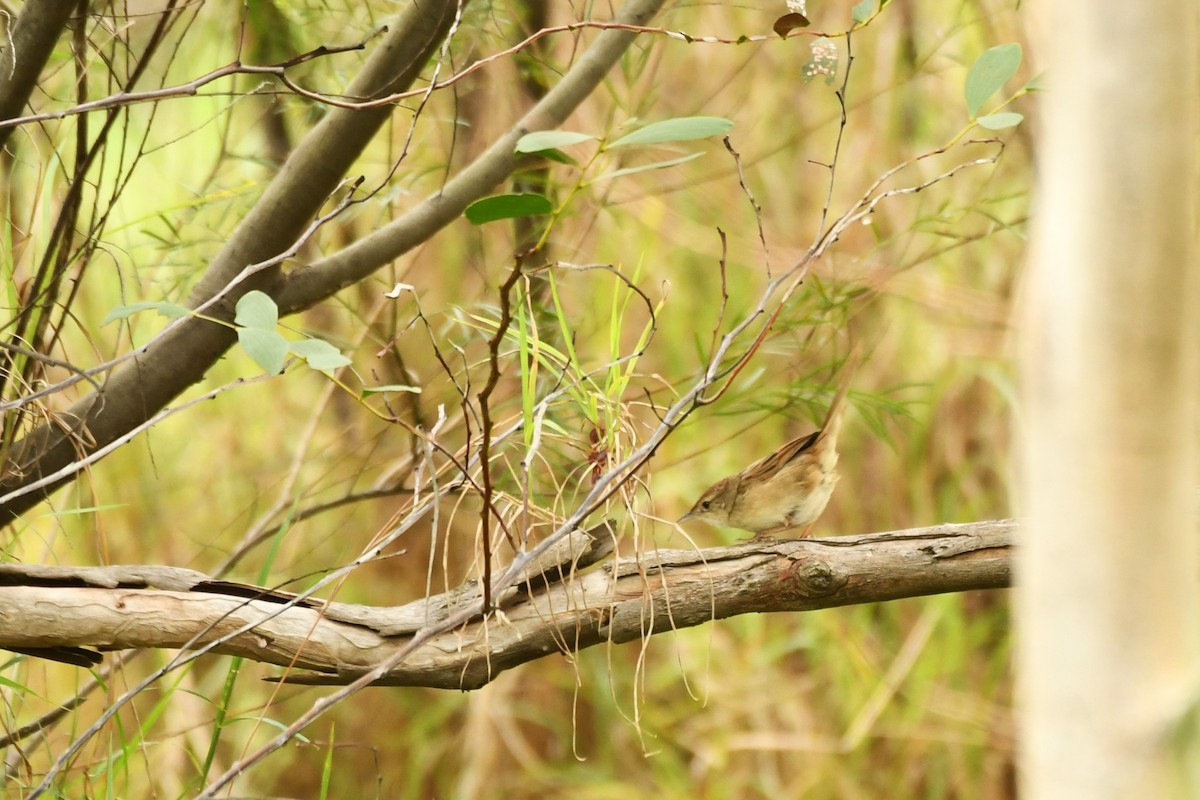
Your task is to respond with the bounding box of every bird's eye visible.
[701,500,711,510]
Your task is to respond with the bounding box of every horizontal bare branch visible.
[0,33,381,132]
[0,520,1013,689]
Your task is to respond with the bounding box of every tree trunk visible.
[1021,3,1200,796]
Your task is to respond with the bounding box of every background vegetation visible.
[2,0,1027,796]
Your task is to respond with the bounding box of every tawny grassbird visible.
[679,354,857,539]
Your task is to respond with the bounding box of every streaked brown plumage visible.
[679,354,857,539]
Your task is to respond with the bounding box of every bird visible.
[679,352,858,539]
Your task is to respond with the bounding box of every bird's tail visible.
[816,344,861,449]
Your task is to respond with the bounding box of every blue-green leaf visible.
[289,338,351,373]
[361,384,422,396]
[592,153,704,183]
[516,131,594,153]
[464,193,553,225]
[607,117,734,149]
[102,301,189,325]
[965,44,1022,118]
[976,112,1024,130]
[237,328,289,375]
[851,0,875,23]
[526,148,578,166]
[803,39,839,84]
[234,290,278,329]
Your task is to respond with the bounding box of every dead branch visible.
[0,520,1012,689]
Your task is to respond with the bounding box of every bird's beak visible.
[678,509,695,523]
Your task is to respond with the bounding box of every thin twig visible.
[0,32,384,131]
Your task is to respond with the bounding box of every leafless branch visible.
[0,31,384,131]
[0,520,1012,689]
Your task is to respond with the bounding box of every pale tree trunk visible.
[1021,3,1200,797]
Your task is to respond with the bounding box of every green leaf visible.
[607,116,734,149]
[523,148,578,166]
[464,193,553,225]
[803,39,839,85]
[0,674,35,692]
[289,338,352,373]
[976,112,1024,130]
[361,384,422,396]
[965,44,1022,118]
[592,152,704,183]
[1024,71,1046,92]
[540,418,570,437]
[851,0,875,23]
[234,290,278,329]
[516,131,594,153]
[102,301,189,325]
[237,328,289,375]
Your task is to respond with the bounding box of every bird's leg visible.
[749,526,784,542]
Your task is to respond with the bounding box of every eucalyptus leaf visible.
[102,301,189,325]
[965,44,1022,118]
[607,116,733,149]
[237,327,289,375]
[234,290,279,329]
[522,149,578,166]
[772,13,809,37]
[289,338,352,373]
[516,131,594,153]
[361,384,422,396]
[592,152,704,183]
[464,193,553,224]
[976,112,1024,130]
[851,0,875,23]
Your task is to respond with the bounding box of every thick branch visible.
[0,521,1013,689]
[0,0,76,150]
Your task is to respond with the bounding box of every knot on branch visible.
[780,557,846,599]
